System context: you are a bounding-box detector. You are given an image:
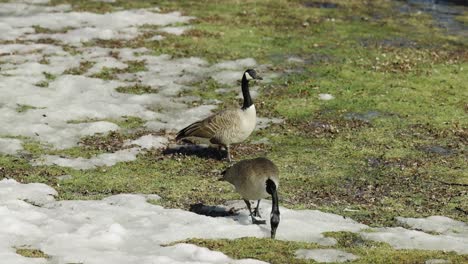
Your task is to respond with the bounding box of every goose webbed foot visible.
[244,199,266,225]
[251,217,266,225]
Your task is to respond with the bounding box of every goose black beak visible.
[255,76,263,80]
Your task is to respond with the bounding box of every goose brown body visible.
[176,69,261,161]
[176,105,256,147]
[222,157,279,200]
[221,157,281,238]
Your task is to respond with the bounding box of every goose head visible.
[244,69,263,81]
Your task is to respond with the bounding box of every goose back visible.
[222,157,279,200]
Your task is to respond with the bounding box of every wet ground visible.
[399,0,468,38]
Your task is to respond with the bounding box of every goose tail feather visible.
[176,121,202,141]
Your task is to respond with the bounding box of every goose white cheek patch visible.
[244,71,254,80]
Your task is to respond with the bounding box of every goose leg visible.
[253,200,262,218]
[218,145,225,160]
[244,199,266,225]
[226,145,232,162]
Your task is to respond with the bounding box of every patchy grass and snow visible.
[0,0,274,166]
[34,135,169,169]
[2,179,357,263]
[0,138,24,155]
[295,248,359,263]
[362,227,468,254]
[1,0,467,263]
[2,179,467,264]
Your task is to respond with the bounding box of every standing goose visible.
[221,157,280,239]
[176,69,262,162]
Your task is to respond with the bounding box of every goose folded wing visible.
[177,110,239,140]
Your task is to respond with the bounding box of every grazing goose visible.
[176,69,262,162]
[221,157,280,239]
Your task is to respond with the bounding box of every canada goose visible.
[176,69,262,162]
[221,157,280,239]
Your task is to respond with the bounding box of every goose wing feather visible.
[176,109,240,141]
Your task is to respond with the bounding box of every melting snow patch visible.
[361,227,468,254]
[1,4,193,45]
[159,26,191,35]
[35,135,168,170]
[124,135,169,150]
[0,178,56,206]
[211,58,258,85]
[220,200,367,245]
[358,216,468,254]
[0,0,277,167]
[0,180,368,264]
[0,138,23,155]
[396,216,468,237]
[318,93,334,100]
[295,249,359,263]
[86,57,128,75]
[34,148,141,170]
[256,117,284,129]
[149,35,165,41]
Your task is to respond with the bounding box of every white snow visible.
[256,117,284,129]
[361,214,468,255]
[220,200,366,246]
[318,93,334,100]
[149,35,165,41]
[159,26,191,36]
[295,249,359,263]
[361,215,468,254]
[361,227,468,254]
[0,41,258,155]
[0,138,24,155]
[0,178,57,206]
[124,135,169,150]
[0,3,193,45]
[34,135,168,169]
[211,58,258,85]
[34,148,141,170]
[0,180,368,264]
[0,1,266,160]
[396,216,468,237]
[85,57,128,75]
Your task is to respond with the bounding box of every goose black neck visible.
[266,179,280,239]
[241,75,253,110]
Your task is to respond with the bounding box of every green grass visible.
[15,248,49,259]
[175,233,467,264]
[116,84,156,94]
[16,104,39,113]
[1,0,467,262]
[455,11,468,24]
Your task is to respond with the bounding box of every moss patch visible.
[176,236,467,264]
[15,248,49,259]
